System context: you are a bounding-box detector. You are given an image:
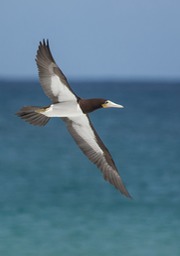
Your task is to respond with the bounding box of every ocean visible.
[0,79,180,255]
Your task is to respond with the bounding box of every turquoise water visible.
[0,80,180,255]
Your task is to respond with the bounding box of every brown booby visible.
[17,40,131,198]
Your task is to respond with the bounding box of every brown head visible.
[79,98,124,114]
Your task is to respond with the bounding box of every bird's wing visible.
[36,40,78,103]
[62,115,131,198]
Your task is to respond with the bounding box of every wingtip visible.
[119,185,132,199]
[36,39,52,64]
[39,39,49,47]
[124,191,133,199]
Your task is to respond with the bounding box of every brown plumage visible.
[16,39,131,198]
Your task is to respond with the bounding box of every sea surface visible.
[0,79,180,256]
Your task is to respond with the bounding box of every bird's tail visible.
[16,106,50,126]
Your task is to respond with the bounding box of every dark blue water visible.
[0,80,180,255]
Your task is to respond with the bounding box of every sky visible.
[1,0,180,80]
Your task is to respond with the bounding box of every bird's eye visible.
[105,100,109,104]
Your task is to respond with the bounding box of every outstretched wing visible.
[36,39,78,103]
[62,115,131,198]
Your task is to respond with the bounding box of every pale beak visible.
[102,100,124,108]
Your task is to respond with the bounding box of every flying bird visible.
[17,40,131,198]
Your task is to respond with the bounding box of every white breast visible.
[43,102,83,117]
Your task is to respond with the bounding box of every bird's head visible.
[79,98,124,113]
[102,100,124,109]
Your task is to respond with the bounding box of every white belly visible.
[43,102,83,117]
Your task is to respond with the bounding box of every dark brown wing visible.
[36,39,78,103]
[62,115,131,198]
